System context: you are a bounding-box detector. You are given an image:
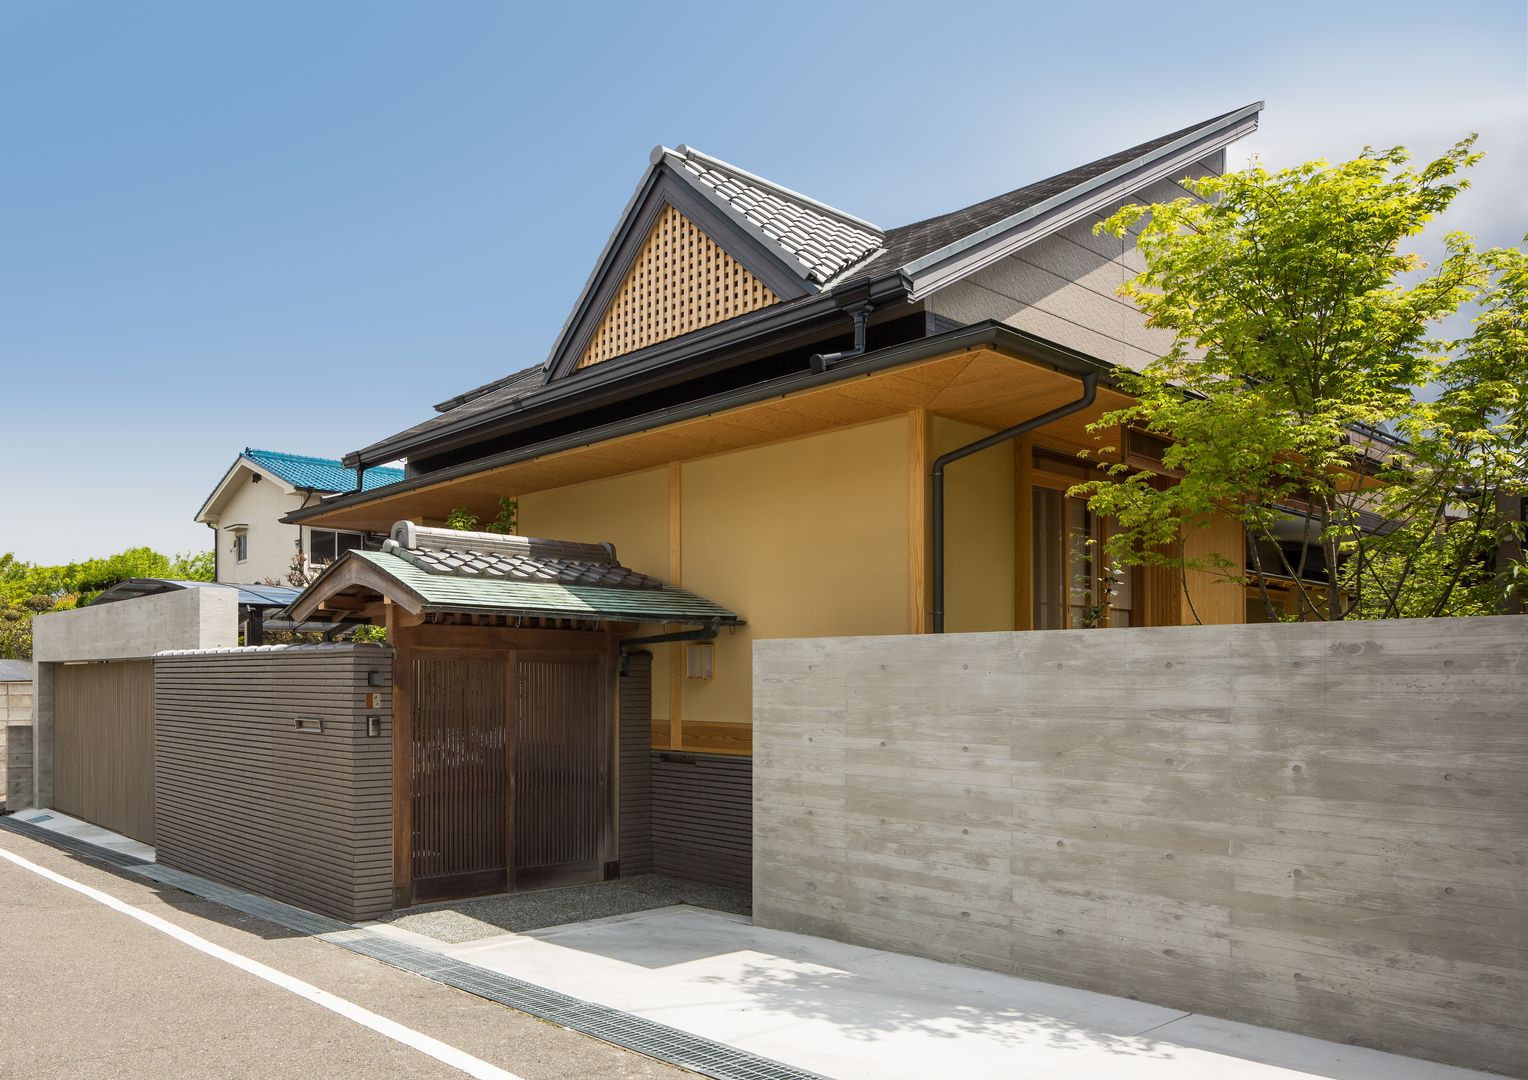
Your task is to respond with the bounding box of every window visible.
[1032,488,1139,629]
[233,530,248,563]
[308,529,370,566]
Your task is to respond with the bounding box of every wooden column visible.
[668,462,685,749]
[1014,435,1034,631]
[908,409,931,634]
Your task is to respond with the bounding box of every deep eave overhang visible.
[292,320,1114,527]
[345,270,912,469]
[900,101,1263,300]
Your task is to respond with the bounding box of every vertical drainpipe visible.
[932,371,1099,634]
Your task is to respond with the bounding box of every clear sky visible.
[1,0,1524,563]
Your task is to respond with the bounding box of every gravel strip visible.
[381,874,751,943]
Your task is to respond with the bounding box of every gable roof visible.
[829,102,1263,295]
[244,449,403,493]
[197,448,406,525]
[286,522,741,626]
[661,145,884,285]
[338,103,1260,472]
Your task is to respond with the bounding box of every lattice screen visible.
[577,204,780,369]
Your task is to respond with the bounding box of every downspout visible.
[932,371,1099,633]
[809,300,875,372]
[618,618,721,675]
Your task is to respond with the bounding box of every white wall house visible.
[194,449,403,586]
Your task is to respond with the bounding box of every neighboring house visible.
[195,449,403,585]
[272,103,1269,900]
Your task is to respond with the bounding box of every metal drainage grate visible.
[0,816,825,1080]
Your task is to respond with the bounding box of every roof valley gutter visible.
[931,371,1099,634]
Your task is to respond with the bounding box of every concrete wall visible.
[753,617,1528,1076]
[1,679,33,808]
[30,588,237,809]
[154,645,393,921]
[33,587,238,663]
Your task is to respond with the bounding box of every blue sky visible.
[2,0,1524,562]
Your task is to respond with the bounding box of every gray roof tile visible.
[672,152,883,284]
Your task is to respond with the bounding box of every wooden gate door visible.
[54,660,156,844]
[511,652,610,889]
[394,625,618,906]
[409,654,509,902]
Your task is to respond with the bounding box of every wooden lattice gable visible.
[544,146,884,380]
[576,203,780,369]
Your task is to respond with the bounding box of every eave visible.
[289,321,1132,533]
[345,271,912,469]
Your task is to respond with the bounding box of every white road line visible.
[0,843,522,1080]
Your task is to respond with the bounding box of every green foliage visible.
[444,506,480,530]
[349,624,388,643]
[1074,138,1526,620]
[0,544,216,658]
[486,496,518,534]
[444,497,519,534]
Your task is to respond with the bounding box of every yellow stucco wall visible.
[931,416,1016,633]
[1181,513,1248,626]
[679,417,910,752]
[516,467,674,732]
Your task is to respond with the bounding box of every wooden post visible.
[1014,435,1034,631]
[668,462,685,750]
[386,598,415,908]
[908,409,930,634]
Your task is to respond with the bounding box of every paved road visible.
[0,829,688,1079]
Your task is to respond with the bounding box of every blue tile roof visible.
[245,448,403,493]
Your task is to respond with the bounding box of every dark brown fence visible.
[618,652,653,875]
[154,645,393,921]
[651,751,751,889]
[54,660,156,843]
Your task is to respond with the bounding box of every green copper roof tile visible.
[351,550,738,624]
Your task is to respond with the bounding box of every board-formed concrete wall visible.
[30,587,238,809]
[154,644,393,921]
[1,677,33,808]
[753,617,1528,1076]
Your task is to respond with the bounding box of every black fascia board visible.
[345,271,910,469]
[293,320,1114,526]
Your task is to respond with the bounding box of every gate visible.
[397,628,615,905]
[512,652,607,888]
[53,660,156,843]
[410,654,509,901]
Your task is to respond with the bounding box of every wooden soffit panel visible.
[576,204,780,369]
[302,347,1132,532]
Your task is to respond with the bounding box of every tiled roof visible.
[340,107,1256,465]
[349,547,738,624]
[664,146,883,284]
[388,540,664,589]
[828,106,1253,285]
[245,448,404,493]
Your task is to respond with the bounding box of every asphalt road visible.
[0,829,689,1079]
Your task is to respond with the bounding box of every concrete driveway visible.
[371,905,1493,1080]
[0,828,684,1080]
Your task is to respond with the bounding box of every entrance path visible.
[0,826,684,1080]
[371,905,1494,1080]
